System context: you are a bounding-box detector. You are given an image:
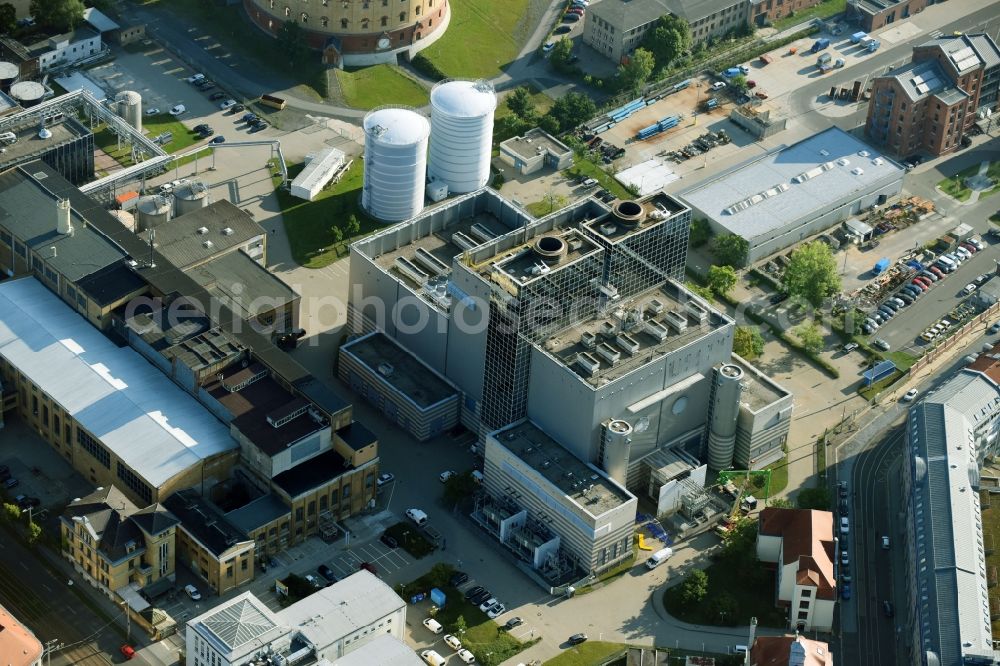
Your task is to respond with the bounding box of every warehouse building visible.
[678,127,905,265]
[0,277,239,508]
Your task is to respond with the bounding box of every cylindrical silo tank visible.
[427,80,497,194]
[0,62,18,93]
[361,107,429,222]
[173,180,210,215]
[10,81,45,108]
[600,419,633,486]
[707,363,744,471]
[135,194,172,231]
[115,90,142,133]
[108,209,136,232]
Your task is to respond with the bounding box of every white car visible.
[421,649,445,665]
[439,470,456,483]
[184,584,202,600]
[376,472,395,487]
[457,649,476,664]
[487,603,506,619]
[542,42,555,52]
[219,99,237,110]
[881,536,890,549]
[186,73,205,83]
[479,597,498,612]
[902,388,918,402]
[711,81,726,90]
[444,634,462,651]
[840,516,849,535]
[169,104,186,116]
[145,107,160,116]
[964,283,978,295]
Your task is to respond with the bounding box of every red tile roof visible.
[751,634,833,666]
[759,507,836,601]
[0,603,43,666]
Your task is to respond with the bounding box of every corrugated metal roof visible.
[0,277,236,488]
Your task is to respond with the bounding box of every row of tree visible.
[495,85,596,144]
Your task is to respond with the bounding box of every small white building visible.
[27,28,102,72]
[498,128,574,177]
[757,508,837,633]
[186,571,406,666]
[290,148,347,201]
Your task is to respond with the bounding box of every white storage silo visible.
[115,90,142,133]
[427,80,496,194]
[0,61,18,93]
[135,194,172,231]
[173,180,210,215]
[361,107,430,222]
[707,363,744,470]
[10,81,45,108]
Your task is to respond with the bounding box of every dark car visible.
[465,585,485,601]
[471,589,492,605]
[0,464,9,481]
[250,121,268,132]
[198,127,215,138]
[838,481,847,498]
[380,533,399,549]
[210,136,226,144]
[317,564,338,583]
[503,617,524,631]
[210,92,226,100]
[193,123,210,133]
[241,112,258,123]
[230,103,246,113]
[4,477,18,489]
[554,25,571,34]
[199,83,216,92]
[839,499,849,515]
[449,571,469,587]
[568,633,588,645]
[769,292,789,305]
[17,496,40,509]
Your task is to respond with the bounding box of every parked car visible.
[210,136,226,144]
[929,265,945,278]
[873,339,890,351]
[318,564,338,583]
[487,603,507,619]
[990,322,1000,334]
[470,589,492,605]
[568,633,589,645]
[903,388,918,402]
[230,103,246,113]
[542,41,556,52]
[241,112,258,123]
[379,532,399,549]
[769,292,789,305]
[439,470,456,483]
[711,81,727,91]
[145,107,160,116]
[210,92,226,100]
[465,585,485,601]
[219,99,237,110]
[897,291,914,305]
[449,571,470,587]
[184,584,202,600]
[840,516,849,534]
[4,478,18,489]
[479,597,499,613]
[970,237,985,250]
[563,13,580,21]
[456,649,476,664]
[376,472,395,487]
[120,645,136,660]
[169,104,186,116]
[838,481,847,498]
[842,342,859,353]
[504,617,524,630]
[197,127,215,138]
[841,583,852,600]
[964,283,978,295]
[444,635,463,652]
[185,73,205,83]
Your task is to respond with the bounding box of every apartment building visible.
[865,34,1000,156]
[757,508,837,633]
[0,603,43,666]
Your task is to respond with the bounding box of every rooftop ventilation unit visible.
[819,149,829,156]
[377,362,394,377]
[851,167,865,175]
[576,352,601,376]
[837,158,850,166]
[644,319,670,341]
[394,256,430,286]
[858,150,870,157]
[221,227,234,236]
[646,298,665,314]
[414,247,450,276]
[685,300,709,323]
[596,342,621,365]
[197,226,209,234]
[599,321,616,337]
[470,223,496,243]
[871,157,884,166]
[452,231,478,251]
[615,332,640,354]
[663,310,688,333]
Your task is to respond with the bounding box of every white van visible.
[646,547,673,569]
[422,618,443,634]
[406,508,428,526]
[421,649,446,666]
[734,645,748,655]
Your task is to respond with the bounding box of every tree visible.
[733,326,764,360]
[0,3,16,34]
[796,487,832,510]
[796,322,824,354]
[679,569,708,605]
[2,503,18,522]
[330,225,344,246]
[346,214,361,237]
[453,615,468,637]
[769,497,794,508]
[442,471,478,508]
[617,47,655,91]
[689,218,711,248]
[538,114,560,135]
[783,241,841,307]
[707,265,737,296]
[277,20,309,65]
[640,14,691,70]
[28,521,41,544]
[549,38,574,72]
[547,92,596,133]
[730,74,748,91]
[30,0,85,31]
[493,114,530,143]
[542,192,567,214]
[721,515,758,564]
[709,591,738,625]
[711,233,749,267]
[505,87,536,121]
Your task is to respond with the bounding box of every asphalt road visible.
[0,531,121,665]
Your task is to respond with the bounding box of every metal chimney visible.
[56,198,72,235]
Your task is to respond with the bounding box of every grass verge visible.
[663,560,786,628]
[418,0,531,79]
[144,113,201,153]
[384,522,435,558]
[938,162,983,202]
[564,159,635,200]
[272,160,379,268]
[495,87,555,122]
[542,642,626,665]
[94,125,136,167]
[980,490,1000,636]
[859,369,906,402]
[335,65,429,110]
[771,0,847,30]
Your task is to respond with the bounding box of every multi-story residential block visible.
[749,635,833,665]
[679,127,905,264]
[243,0,450,67]
[0,602,43,666]
[756,508,837,632]
[865,34,1000,157]
[185,571,406,666]
[0,277,238,508]
[899,362,1000,665]
[61,486,179,600]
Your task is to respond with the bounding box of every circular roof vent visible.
[612,200,644,228]
[533,235,567,265]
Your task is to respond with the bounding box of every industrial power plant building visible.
[678,127,905,265]
[347,186,793,584]
[0,113,94,184]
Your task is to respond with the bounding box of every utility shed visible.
[290,148,346,201]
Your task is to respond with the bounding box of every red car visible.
[911,280,927,292]
[567,7,584,15]
[929,265,945,278]
[914,276,932,288]
[120,645,136,660]
[961,242,977,254]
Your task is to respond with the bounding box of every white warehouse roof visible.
[430,80,497,118]
[679,127,904,243]
[290,147,346,201]
[363,107,430,146]
[0,278,236,488]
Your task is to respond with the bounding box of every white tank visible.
[427,80,496,194]
[115,90,142,133]
[707,363,744,470]
[361,107,430,222]
[173,180,210,215]
[135,194,172,231]
[10,81,45,108]
[0,61,18,92]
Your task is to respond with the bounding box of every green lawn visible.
[273,159,381,268]
[418,0,531,78]
[564,159,635,200]
[93,126,136,168]
[543,642,625,665]
[938,162,983,202]
[764,456,789,495]
[771,0,847,30]
[335,65,429,110]
[495,88,555,121]
[663,560,786,628]
[143,114,201,154]
[980,491,1000,636]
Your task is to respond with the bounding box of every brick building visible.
[865,34,1000,157]
[750,0,823,27]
